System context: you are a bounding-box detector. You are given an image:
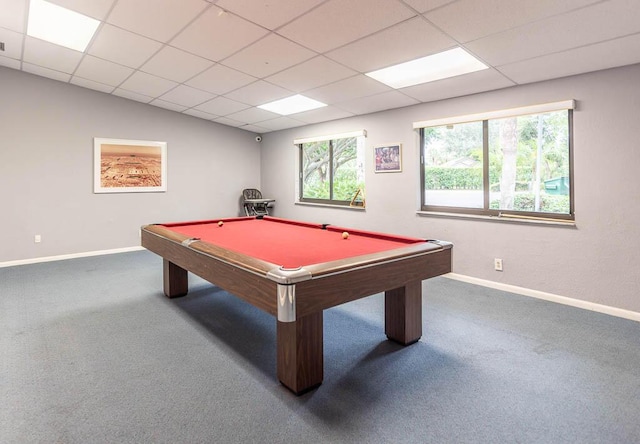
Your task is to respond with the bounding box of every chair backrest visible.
[242,188,262,200]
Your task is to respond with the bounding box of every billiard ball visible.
[342,231,349,239]
[218,221,224,227]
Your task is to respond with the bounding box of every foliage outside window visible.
[420,103,574,221]
[298,132,366,207]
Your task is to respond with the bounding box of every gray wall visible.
[260,64,640,314]
[3,64,639,314]
[0,67,261,262]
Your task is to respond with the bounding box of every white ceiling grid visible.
[0,0,638,133]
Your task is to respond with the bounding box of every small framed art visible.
[374,144,402,173]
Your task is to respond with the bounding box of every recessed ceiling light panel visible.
[258,94,327,115]
[27,0,100,52]
[366,47,488,89]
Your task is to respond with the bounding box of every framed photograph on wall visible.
[94,138,167,193]
[374,143,402,173]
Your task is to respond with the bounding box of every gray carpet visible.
[1,250,639,443]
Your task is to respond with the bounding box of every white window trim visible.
[415,210,576,226]
[293,129,367,145]
[412,100,575,129]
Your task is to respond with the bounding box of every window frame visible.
[296,130,366,207]
[418,102,575,222]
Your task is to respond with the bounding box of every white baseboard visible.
[0,246,145,268]
[444,273,640,323]
[3,250,638,323]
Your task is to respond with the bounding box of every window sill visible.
[416,210,576,227]
[295,201,366,211]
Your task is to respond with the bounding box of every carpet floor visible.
[1,250,639,443]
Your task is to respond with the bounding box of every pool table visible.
[141,216,452,394]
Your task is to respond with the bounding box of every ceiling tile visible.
[266,56,356,92]
[326,16,455,72]
[226,107,280,124]
[336,90,419,114]
[141,46,214,83]
[401,0,456,14]
[425,0,601,43]
[223,33,316,79]
[278,0,417,53]
[0,0,27,32]
[216,0,326,30]
[213,116,245,127]
[107,0,209,43]
[23,37,83,74]
[0,55,21,69]
[182,108,218,120]
[171,5,269,61]
[88,24,162,69]
[158,84,215,108]
[74,55,133,86]
[0,27,23,60]
[7,0,640,132]
[194,96,250,116]
[119,71,178,97]
[292,105,354,123]
[304,74,392,104]
[254,116,306,131]
[22,62,71,82]
[185,64,257,95]
[466,0,640,66]
[150,99,188,112]
[400,68,514,102]
[238,123,270,133]
[48,0,116,20]
[70,76,115,93]
[497,33,640,85]
[225,80,291,106]
[112,88,153,103]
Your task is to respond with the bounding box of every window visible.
[296,131,366,207]
[417,101,574,221]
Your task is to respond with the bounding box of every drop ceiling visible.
[1,0,639,133]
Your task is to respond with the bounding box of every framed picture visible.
[94,138,167,193]
[374,143,402,173]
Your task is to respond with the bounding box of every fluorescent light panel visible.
[366,47,488,89]
[258,94,326,115]
[27,0,100,52]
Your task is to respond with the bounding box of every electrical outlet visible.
[494,258,503,271]
[34,235,42,243]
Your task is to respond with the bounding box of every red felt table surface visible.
[162,217,424,269]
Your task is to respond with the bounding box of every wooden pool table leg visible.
[277,311,323,395]
[385,280,422,345]
[163,259,188,298]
